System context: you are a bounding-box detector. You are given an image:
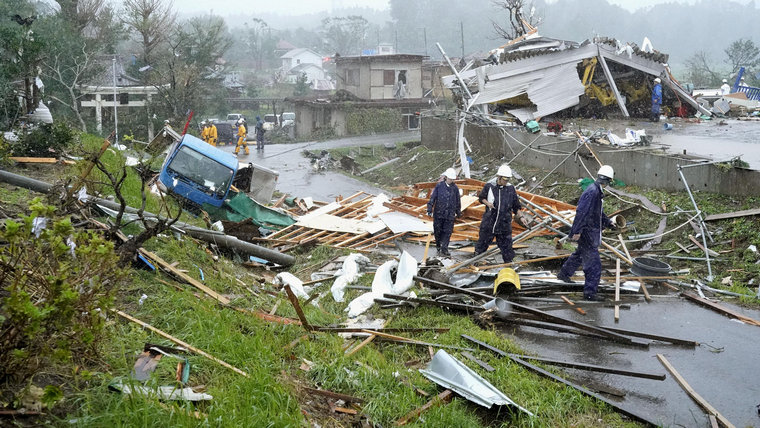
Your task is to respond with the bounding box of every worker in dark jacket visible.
[557,165,616,301]
[427,168,461,257]
[474,164,522,263]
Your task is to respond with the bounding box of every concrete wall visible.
[421,117,760,197]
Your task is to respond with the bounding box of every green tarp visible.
[203,192,295,230]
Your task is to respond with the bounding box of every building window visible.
[383,70,395,85]
[346,68,359,86]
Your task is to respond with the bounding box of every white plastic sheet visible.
[274,272,309,299]
[345,251,418,317]
[331,253,371,302]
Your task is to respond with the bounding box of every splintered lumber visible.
[113,310,249,378]
[657,354,735,428]
[560,296,586,315]
[359,329,475,352]
[510,354,665,380]
[394,390,453,426]
[461,335,656,426]
[681,292,760,327]
[689,235,719,258]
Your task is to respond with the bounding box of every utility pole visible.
[460,21,464,58]
[112,56,118,144]
[423,27,428,56]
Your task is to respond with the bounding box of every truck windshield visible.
[167,146,234,195]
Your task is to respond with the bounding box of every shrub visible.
[0,198,125,381]
[11,122,76,157]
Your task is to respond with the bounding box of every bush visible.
[346,107,404,135]
[0,198,125,381]
[11,121,76,157]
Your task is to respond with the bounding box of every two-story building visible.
[291,53,431,139]
[280,48,326,85]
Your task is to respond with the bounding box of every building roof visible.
[86,55,142,87]
[287,63,323,75]
[335,54,427,65]
[281,48,322,59]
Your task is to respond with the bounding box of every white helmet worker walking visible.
[443,168,457,180]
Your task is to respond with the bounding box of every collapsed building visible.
[440,36,710,123]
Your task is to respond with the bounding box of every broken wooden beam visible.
[657,354,735,428]
[681,292,760,327]
[394,389,452,426]
[113,309,249,378]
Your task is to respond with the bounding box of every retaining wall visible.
[421,117,760,197]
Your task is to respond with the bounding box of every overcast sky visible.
[173,0,736,16]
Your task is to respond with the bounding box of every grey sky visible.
[173,0,725,15]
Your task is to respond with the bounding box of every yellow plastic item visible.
[494,268,520,294]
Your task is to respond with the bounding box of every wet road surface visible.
[218,130,419,202]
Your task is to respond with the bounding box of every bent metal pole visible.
[0,169,295,266]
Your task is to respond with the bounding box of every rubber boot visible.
[244,147,250,155]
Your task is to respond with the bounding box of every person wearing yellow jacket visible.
[206,120,218,146]
[200,121,210,143]
[234,118,249,155]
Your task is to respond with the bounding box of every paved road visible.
[219,130,420,202]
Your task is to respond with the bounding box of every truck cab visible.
[158,134,238,208]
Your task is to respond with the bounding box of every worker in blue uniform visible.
[427,168,461,257]
[474,164,522,263]
[556,165,617,301]
[651,77,662,122]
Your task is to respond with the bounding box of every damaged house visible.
[441,36,710,123]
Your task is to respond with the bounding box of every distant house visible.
[335,54,426,100]
[285,63,325,85]
[274,40,297,57]
[281,48,323,74]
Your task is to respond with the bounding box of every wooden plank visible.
[394,389,452,426]
[113,310,249,377]
[139,249,230,305]
[303,386,365,403]
[657,354,735,428]
[689,235,719,257]
[704,208,760,222]
[8,157,59,163]
[681,292,760,327]
[618,234,632,264]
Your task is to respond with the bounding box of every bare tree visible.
[491,0,541,40]
[42,42,101,131]
[684,50,721,87]
[122,0,176,67]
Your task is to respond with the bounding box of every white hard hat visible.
[598,165,614,180]
[238,118,244,124]
[164,119,170,124]
[654,78,661,83]
[722,79,728,83]
[497,164,512,178]
[443,168,456,180]
[201,120,206,125]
